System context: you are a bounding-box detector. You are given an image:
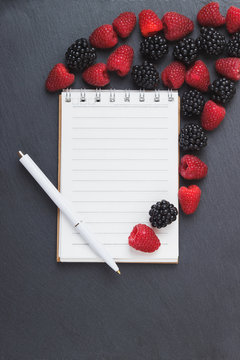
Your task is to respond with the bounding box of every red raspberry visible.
[107,45,134,77]
[201,100,226,131]
[162,12,194,41]
[179,155,208,180]
[215,57,240,81]
[178,185,201,215]
[113,12,136,38]
[128,224,160,253]
[161,61,186,89]
[185,60,210,92]
[139,9,163,37]
[82,63,110,87]
[46,63,75,92]
[89,24,118,48]
[226,6,240,34]
[197,2,225,27]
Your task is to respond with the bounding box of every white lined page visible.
[59,90,179,263]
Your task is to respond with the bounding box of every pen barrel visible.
[75,222,119,271]
[20,154,78,226]
[20,153,119,273]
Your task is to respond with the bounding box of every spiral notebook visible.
[57,89,179,263]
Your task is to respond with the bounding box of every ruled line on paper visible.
[72,190,168,193]
[71,232,130,235]
[83,221,149,224]
[72,137,168,140]
[72,159,169,162]
[76,211,147,214]
[72,105,169,108]
[71,243,168,246]
[72,116,169,119]
[72,148,168,150]
[72,200,161,203]
[72,169,168,171]
[71,232,168,235]
[72,179,167,182]
[72,127,168,130]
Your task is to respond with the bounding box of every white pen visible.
[18,151,120,275]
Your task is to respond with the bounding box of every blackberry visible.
[227,32,240,57]
[140,35,168,61]
[173,38,199,65]
[131,61,160,89]
[209,77,236,105]
[179,124,207,151]
[196,27,225,56]
[149,200,178,229]
[65,38,96,72]
[181,89,205,117]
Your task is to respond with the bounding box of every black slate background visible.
[1,0,240,359]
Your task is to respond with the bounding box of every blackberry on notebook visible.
[173,38,198,66]
[209,77,236,105]
[140,34,168,61]
[227,32,240,57]
[179,124,207,151]
[181,89,205,117]
[196,27,225,56]
[131,61,159,89]
[65,38,97,72]
[149,200,178,228]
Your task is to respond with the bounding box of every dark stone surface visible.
[1,0,240,359]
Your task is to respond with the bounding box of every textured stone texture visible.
[1,0,240,359]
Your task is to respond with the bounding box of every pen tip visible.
[117,270,121,275]
[18,151,24,158]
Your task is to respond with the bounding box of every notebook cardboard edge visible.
[56,93,180,264]
[56,94,62,262]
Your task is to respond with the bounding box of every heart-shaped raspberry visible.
[178,185,201,215]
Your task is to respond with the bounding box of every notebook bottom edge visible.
[58,257,179,264]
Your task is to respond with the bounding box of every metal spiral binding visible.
[110,89,115,102]
[64,89,174,103]
[95,88,101,102]
[154,90,160,102]
[139,90,145,102]
[65,89,71,102]
[80,89,86,102]
[168,89,174,102]
[124,90,130,102]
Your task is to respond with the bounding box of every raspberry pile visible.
[45,6,240,100]
[45,3,240,247]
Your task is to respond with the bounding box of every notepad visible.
[57,89,179,263]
